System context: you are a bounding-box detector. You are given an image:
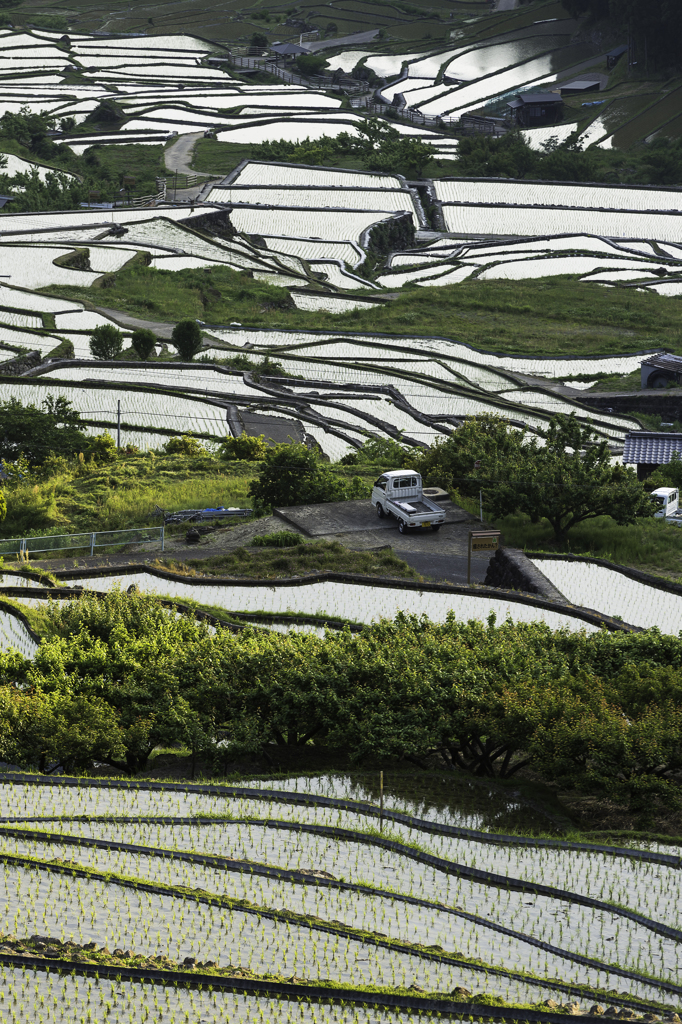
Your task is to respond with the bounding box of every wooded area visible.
[1,589,680,822]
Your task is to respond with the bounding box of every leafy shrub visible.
[248,441,347,511]
[130,327,157,361]
[84,99,125,123]
[172,319,203,360]
[341,436,411,468]
[89,324,124,360]
[85,431,118,463]
[294,54,328,76]
[219,433,268,461]
[161,433,207,456]
[251,530,303,548]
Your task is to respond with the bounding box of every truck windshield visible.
[374,477,387,491]
[651,495,666,508]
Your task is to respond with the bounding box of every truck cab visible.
[651,486,679,518]
[371,470,446,533]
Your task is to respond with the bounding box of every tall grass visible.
[0,455,258,539]
[42,265,682,359]
[496,513,682,578]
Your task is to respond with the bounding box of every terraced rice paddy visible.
[0,772,676,1022]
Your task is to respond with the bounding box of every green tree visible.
[172,319,203,360]
[560,0,682,70]
[248,441,347,510]
[130,327,157,360]
[219,433,268,461]
[415,414,526,493]
[294,54,328,77]
[336,118,436,178]
[0,487,5,523]
[341,436,411,468]
[84,99,125,124]
[250,31,268,48]
[419,414,652,542]
[89,323,124,360]
[0,684,125,774]
[484,414,653,542]
[0,395,85,465]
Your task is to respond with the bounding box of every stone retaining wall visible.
[485,548,566,602]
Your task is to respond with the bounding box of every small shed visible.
[606,44,628,70]
[560,80,601,96]
[507,92,563,127]
[641,353,682,389]
[623,431,682,480]
[270,42,308,57]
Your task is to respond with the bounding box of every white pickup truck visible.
[651,486,682,526]
[372,470,446,533]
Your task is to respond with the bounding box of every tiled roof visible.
[623,432,682,464]
[517,93,563,104]
[642,353,682,372]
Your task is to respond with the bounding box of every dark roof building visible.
[0,196,13,209]
[623,431,682,479]
[641,353,682,389]
[507,92,563,127]
[270,42,308,56]
[560,79,600,95]
[606,44,628,69]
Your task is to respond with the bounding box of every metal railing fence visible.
[0,526,165,559]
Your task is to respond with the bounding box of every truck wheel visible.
[431,524,441,532]
[376,503,385,518]
[398,519,406,534]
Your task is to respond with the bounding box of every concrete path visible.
[92,306,176,340]
[304,29,379,52]
[23,506,493,585]
[164,132,215,176]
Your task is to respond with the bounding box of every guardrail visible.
[226,54,366,92]
[0,526,165,559]
[364,102,508,135]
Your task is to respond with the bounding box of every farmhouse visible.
[641,352,682,388]
[623,430,682,479]
[507,92,563,127]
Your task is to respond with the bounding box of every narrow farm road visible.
[305,29,379,52]
[164,132,214,176]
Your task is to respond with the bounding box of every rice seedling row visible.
[1,801,679,975]
[0,827,675,996]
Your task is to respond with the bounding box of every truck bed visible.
[391,499,438,514]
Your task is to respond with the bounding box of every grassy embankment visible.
[0,449,382,548]
[160,539,417,580]
[42,263,682,361]
[445,487,682,580]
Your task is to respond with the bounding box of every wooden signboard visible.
[468,530,501,583]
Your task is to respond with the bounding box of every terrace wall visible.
[484,548,566,602]
[578,390,682,420]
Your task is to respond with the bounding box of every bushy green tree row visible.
[252,118,436,180]
[561,0,682,72]
[451,132,682,187]
[1,589,680,819]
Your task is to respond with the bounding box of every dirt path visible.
[91,306,176,339]
[305,29,379,52]
[164,132,215,176]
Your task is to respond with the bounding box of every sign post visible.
[468,530,501,584]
